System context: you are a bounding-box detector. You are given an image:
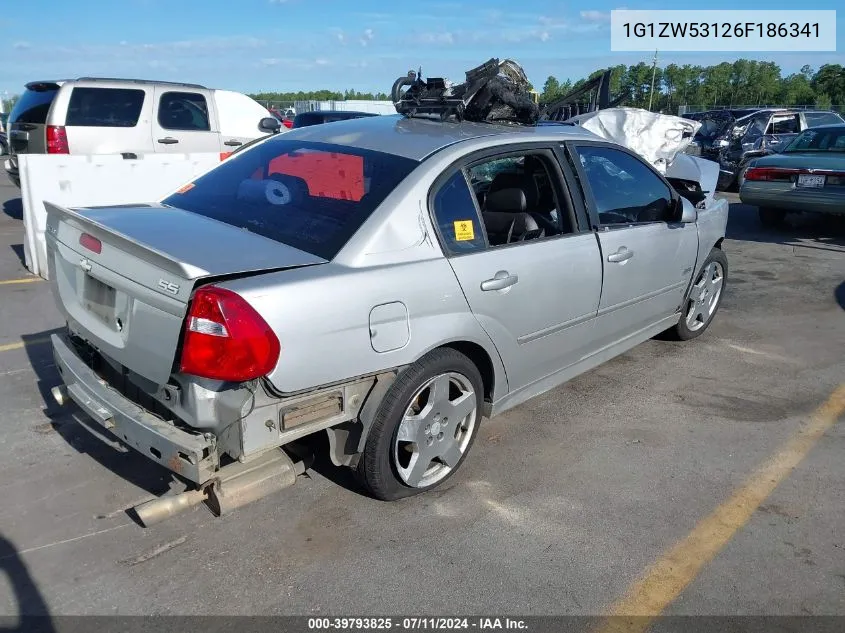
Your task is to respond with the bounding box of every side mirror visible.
[259,117,282,134]
[679,197,698,223]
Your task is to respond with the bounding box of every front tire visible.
[356,348,483,501]
[672,248,728,341]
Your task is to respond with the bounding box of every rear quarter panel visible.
[221,257,505,396]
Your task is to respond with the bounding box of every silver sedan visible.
[44,114,729,521]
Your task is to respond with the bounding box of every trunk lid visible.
[45,201,327,384]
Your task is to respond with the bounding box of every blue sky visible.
[1,0,842,97]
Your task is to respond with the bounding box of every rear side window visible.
[158,92,210,131]
[431,171,486,254]
[9,86,59,124]
[805,112,844,128]
[162,139,418,259]
[66,87,145,127]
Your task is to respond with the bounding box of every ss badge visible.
[157,279,180,295]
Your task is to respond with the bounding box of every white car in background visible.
[4,77,280,186]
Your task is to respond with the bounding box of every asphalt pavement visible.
[0,177,843,620]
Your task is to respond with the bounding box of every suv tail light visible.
[744,167,798,182]
[179,286,280,382]
[46,125,69,154]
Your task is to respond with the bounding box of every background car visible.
[715,109,844,190]
[739,124,845,227]
[5,77,279,186]
[292,110,378,128]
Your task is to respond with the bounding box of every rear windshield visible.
[162,139,418,260]
[67,87,146,127]
[804,112,844,128]
[784,127,845,153]
[10,86,59,124]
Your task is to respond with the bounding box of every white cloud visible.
[315,58,329,66]
[539,31,551,42]
[12,41,31,50]
[359,28,375,47]
[580,10,611,22]
[417,32,455,45]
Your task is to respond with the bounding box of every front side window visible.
[66,87,145,127]
[576,145,673,226]
[162,139,418,260]
[769,115,800,135]
[158,91,210,131]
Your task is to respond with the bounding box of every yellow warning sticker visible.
[453,220,475,241]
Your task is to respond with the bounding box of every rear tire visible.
[671,248,728,341]
[759,207,786,228]
[356,348,483,501]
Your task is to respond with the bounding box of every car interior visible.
[468,154,573,246]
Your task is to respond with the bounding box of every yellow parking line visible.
[596,383,845,632]
[0,337,50,353]
[0,277,42,285]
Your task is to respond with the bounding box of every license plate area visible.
[797,174,825,188]
[83,275,117,327]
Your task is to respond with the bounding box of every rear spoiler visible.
[44,201,209,280]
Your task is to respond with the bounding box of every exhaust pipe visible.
[51,385,69,407]
[134,487,209,527]
[133,450,304,527]
[206,450,302,517]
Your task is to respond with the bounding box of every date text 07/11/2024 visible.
[307,617,528,630]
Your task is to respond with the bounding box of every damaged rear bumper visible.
[51,333,218,484]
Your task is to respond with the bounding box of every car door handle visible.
[607,247,634,263]
[481,271,518,292]
[157,137,179,145]
[224,140,243,147]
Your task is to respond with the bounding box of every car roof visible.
[24,77,207,91]
[282,113,602,160]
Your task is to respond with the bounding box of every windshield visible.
[696,118,732,139]
[162,139,418,260]
[783,127,845,153]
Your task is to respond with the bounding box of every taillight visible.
[283,119,294,129]
[46,125,69,154]
[179,286,280,382]
[79,232,102,254]
[744,167,798,182]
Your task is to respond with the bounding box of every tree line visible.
[541,60,845,112]
[250,88,389,104]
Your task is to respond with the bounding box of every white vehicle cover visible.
[566,106,719,206]
[566,107,701,173]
